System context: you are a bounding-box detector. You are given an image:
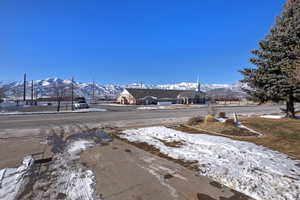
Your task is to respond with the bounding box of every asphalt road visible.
[0,104,282,130]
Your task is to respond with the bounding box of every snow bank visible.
[101,103,129,106]
[0,108,106,115]
[121,126,300,200]
[260,115,286,119]
[0,156,33,200]
[137,106,169,110]
[73,108,107,112]
[54,139,99,199]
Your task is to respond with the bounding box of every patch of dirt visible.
[163,173,174,179]
[209,181,223,189]
[220,126,258,137]
[196,191,251,200]
[158,139,184,148]
[197,193,217,200]
[194,122,259,137]
[125,149,132,153]
[57,193,67,199]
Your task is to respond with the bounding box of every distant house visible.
[117,88,205,105]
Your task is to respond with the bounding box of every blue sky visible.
[0,0,286,85]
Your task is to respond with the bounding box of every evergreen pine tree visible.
[240,0,300,117]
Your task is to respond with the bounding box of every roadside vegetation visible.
[189,120,258,137]
[183,116,300,160]
[241,117,300,160]
[240,0,300,118]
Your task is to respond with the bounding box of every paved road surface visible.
[81,139,252,200]
[0,104,282,131]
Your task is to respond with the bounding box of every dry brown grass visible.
[240,117,300,160]
[181,117,300,160]
[158,139,184,148]
[187,116,204,126]
[204,115,217,123]
[194,121,258,137]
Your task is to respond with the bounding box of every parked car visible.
[74,100,89,109]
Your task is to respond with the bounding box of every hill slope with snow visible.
[1,78,248,99]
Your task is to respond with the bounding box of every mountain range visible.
[0,78,248,100]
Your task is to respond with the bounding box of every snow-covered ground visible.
[121,126,300,200]
[100,103,131,107]
[260,115,286,119]
[0,108,106,115]
[0,156,33,200]
[136,104,199,110]
[52,139,99,200]
[137,106,174,110]
[260,115,300,119]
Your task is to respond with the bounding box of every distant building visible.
[117,88,205,105]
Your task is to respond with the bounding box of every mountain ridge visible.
[1,78,248,99]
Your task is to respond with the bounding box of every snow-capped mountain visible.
[1,78,248,99]
[2,78,123,99]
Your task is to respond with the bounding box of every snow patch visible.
[53,139,99,199]
[0,108,107,115]
[121,126,300,200]
[67,140,94,156]
[137,106,170,110]
[73,108,107,112]
[0,156,33,200]
[260,115,286,119]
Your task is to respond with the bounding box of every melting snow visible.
[137,106,170,110]
[260,115,286,119]
[0,156,33,200]
[0,108,107,115]
[121,126,300,200]
[53,139,100,199]
[67,140,94,156]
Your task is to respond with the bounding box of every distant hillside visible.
[1,78,248,100]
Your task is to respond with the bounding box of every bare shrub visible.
[224,119,235,126]
[218,112,226,118]
[187,116,204,125]
[205,115,217,123]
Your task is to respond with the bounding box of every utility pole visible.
[31,80,34,105]
[71,77,74,111]
[23,73,26,102]
[35,87,38,105]
[92,80,95,104]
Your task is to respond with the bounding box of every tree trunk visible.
[57,100,61,112]
[286,93,295,118]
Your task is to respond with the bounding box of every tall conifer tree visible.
[240,0,300,117]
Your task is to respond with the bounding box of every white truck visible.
[74,100,89,109]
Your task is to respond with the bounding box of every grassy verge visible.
[180,117,300,160]
[241,117,300,160]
